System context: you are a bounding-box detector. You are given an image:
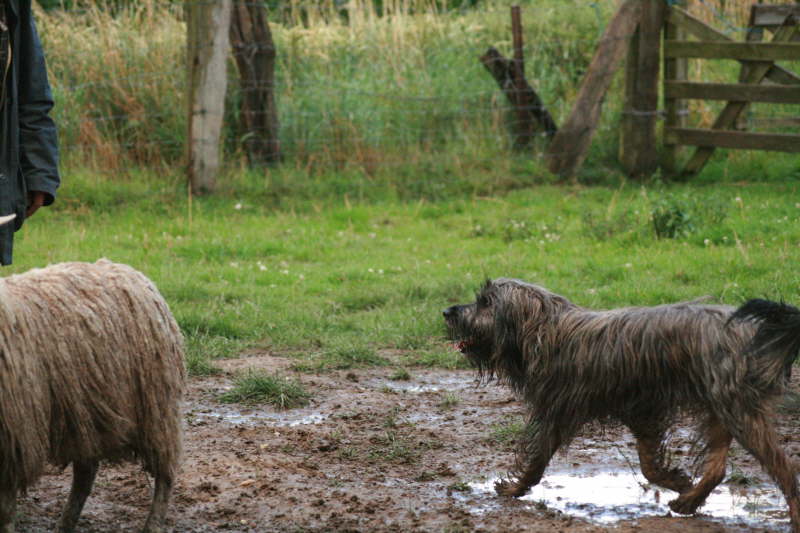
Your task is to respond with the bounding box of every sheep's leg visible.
[0,490,16,533]
[141,472,174,533]
[57,460,98,533]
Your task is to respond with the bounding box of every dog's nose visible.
[443,306,457,319]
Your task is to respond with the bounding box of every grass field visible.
[10,170,800,376]
[22,0,800,379]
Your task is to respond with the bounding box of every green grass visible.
[10,168,800,373]
[489,418,526,447]
[219,370,311,408]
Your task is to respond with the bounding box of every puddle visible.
[467,469,789,530]
[371,375,476,393]
[191,407,327,427]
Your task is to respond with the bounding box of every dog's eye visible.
[477,295,490,307]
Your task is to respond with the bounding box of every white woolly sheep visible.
[0,260,185,533]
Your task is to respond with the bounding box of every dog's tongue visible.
[454,340,468,352]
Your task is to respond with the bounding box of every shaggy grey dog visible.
[0,260,185,533]
[444,279,800,531]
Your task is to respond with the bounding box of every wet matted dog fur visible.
[444,279,800,531]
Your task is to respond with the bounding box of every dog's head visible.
[444,278,571,382]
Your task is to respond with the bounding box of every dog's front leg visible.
[495,417,569,498]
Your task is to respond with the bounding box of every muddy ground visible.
[16,351,800,532]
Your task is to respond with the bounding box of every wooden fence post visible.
[186,0,232,195]
[662,1,688,176]
[230,0,281,166]
[619,0,665,179]
[509,6,535,150]
[546,0,640,179]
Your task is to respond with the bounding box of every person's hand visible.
[26,191,47,218]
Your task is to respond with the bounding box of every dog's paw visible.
[668,496,700,515]
[494,478,528,498]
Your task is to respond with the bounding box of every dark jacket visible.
[0,0,60,264]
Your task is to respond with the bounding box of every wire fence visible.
[35,0,800,179]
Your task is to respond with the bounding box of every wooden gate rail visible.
[751,4,800,29]
[662,6,800,176]
[664,82,800,104]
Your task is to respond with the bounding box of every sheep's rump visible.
[0,260,185,491]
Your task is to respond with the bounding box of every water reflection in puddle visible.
[468,470,789,530]
[373,375,476,393]
[193,407,327,427]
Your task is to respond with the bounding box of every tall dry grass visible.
[33,0,798,177]
[36,0,185,170]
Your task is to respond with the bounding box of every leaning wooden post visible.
[479,48,558,141]
[619,0,665,179]
[662,0,688,176]
[186,0,232,195]
[547,0,640,179]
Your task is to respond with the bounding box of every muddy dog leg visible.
[495,417,573,498]
[57,460,99,533]
[0,489,16,533]
[628,421,692,493]
[141,470,175,533]
[669,417,732,515]
[725,411,800,531]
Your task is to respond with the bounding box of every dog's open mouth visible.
[453,339,474,353]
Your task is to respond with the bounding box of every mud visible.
[15,352,800,532]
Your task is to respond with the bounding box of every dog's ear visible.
[491,286,544,384]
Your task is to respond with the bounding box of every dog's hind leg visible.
[668,417,731,515]
[495,417,574,498]
[56,460,99,533]
[724,410,800,532]
[628,422,692,493]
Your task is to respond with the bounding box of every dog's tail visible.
[731,299,800,372]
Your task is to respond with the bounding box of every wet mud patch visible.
[14,353,800,532]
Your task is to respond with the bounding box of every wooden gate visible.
[662,5,800,177]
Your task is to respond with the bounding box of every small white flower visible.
[378,269,384,275]
[624,263,633,268]
[259,265,267,272]
[298,274,305,280]
[229,262,239,268]
[704,239,711,246]
[281,269,289,275]
[587,288,597,295]
[368,268,374,273]
[234,203,243,210]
